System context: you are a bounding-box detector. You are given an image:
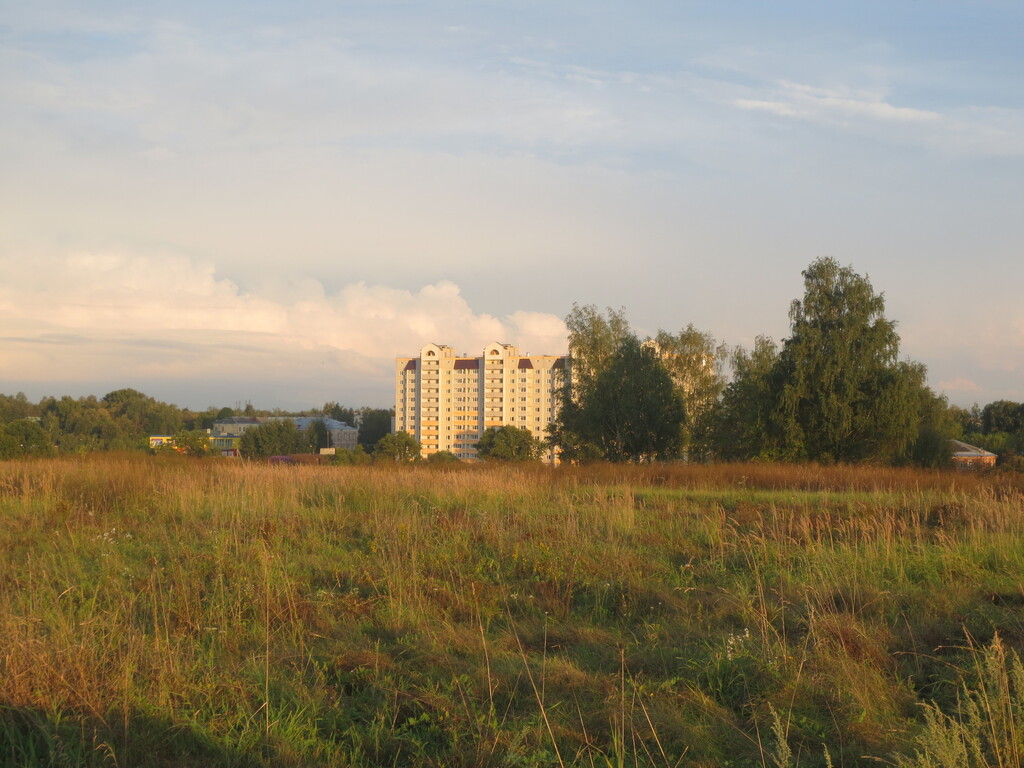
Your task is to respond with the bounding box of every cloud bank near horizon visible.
[0,253,568,408]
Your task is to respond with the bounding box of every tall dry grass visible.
[0,454,1022,766]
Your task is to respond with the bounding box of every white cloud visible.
[0,252,568,403]
[732,79,1024,156]
[734,81,940,124]
[937,377,982,394]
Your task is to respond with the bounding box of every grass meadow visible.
[1,456,1023,767]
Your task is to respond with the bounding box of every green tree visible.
[102,388,182,441]
[374,431,420,462]
[240,420,306,459]
[550,306,687,463]
[550,305,636,462]
[774,258,922,463]
[163,429,212,458]
[581,336,685,462]
[477,426,544,462]
[950,404,983,436]
[982,400,1024,435]
[305,419,330,452]
[323,402,357,425]
[40,395,130,452]
[563,303,632,407]
[653,325,727,457]
[357,408,393,450]
[0,392,36,424]
[910,375,960,467]
[0,419,53,459]
[709,336,783,461]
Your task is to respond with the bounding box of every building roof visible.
[285,417,357,431]
[454,359,480,370]
[950,440,997,458]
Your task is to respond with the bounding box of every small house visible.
[950,440,997,469]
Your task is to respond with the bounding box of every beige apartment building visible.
[395,342,568,460]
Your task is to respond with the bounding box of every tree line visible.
[0,389,393,460]
[546,257,1014,467]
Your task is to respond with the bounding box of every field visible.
[1,456,1023,767]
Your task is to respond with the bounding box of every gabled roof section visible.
[454,359,479,370]
[950,440,997,458]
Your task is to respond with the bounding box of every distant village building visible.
[395,342,568,461]
[211,417,264,436]
[209,435,242,457]
[286,417,358,451]
[150,416,359,458]
[950,440,997,469]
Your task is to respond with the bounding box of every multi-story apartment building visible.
[395,342,568,460]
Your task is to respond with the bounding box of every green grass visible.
[1,455,1022,766]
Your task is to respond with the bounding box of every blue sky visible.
[1,1,1021,409]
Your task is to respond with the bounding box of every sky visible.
[1,0,1022,411]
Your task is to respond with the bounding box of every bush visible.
[426,450,459,464]
[331,445,372,466]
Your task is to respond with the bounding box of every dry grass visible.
[1,455,1022,766]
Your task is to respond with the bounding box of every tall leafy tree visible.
[551,305,688,463]
[949,404,983,436]
[982,401,1024,435]
[556,335,685,463]
[908,371,960,467]
[774,258,919,462]
[653,325,727,457]
[239,420,306,459]
[709,336,782,461]
[550,304,638,462]
[586,337,685,462]
[323,402,357,425]
[305,419,330,451]
[357,409,393,450]
[563,303,632,407]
